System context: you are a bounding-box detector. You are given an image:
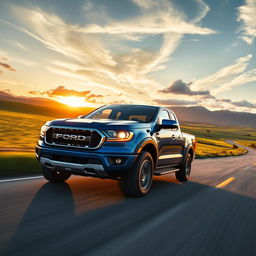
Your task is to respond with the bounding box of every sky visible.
[0,0,256,112]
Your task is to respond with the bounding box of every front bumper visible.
[36,145,138,178]
[40,157,109,177]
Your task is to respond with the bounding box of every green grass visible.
[195,138,247,158]
[0,110,56,149]
[235,140,256,149]
[0,152,41,178]
[181,122,255,157]
[181,122,256,141]
[0,99,94,117]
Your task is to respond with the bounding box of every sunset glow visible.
[0,0,255,113]
[55,96,93,107]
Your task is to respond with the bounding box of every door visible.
[156,110,183,167]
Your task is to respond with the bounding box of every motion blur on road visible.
[0,145,256,256]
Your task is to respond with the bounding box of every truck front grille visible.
[45,127,105,149]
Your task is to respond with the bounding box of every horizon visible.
[1,96,256,129]
[0,0,256,112]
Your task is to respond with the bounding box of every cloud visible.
[45,86,91,98]
[159,79,209,95]
[0,49,35,67]
[154,98,197,106]
[213,68,256,94]
[0,61,15,72]
[192,54,252,91]
[0,57,8,61]
[29,86,103,102]
[87,93,103,99]
[237,0,256,44]
[9,0,215,104]
[77,0,216,38]
[204,97,256,111]
[9,41,28,51]
[14,59,36,66]
[232,100,256,108]
[219,98,232,103]
[78,8,215,36]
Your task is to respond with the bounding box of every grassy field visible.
[181,122,256,141]
[235,140,256,149]
[0,110,56,150]
[0,152,40,178]
[181,123,255,158]
[0,109,255,177]
[193,138,247,158]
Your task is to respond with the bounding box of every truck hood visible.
[47,118,151,130]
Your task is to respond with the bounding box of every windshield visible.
[85,105,157,123]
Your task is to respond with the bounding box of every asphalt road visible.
[1,145,256,256]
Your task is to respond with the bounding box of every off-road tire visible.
[175,153,192,182]
[122,151,154,197]
[42,166,71,183]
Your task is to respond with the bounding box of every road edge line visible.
[0,176,43,183]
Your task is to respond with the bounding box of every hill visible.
[0,95,256,127]
[171,106,256,128]
[0,100,94,118]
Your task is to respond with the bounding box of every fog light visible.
[115,158,122,164]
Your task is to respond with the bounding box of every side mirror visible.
[77,115,84,119]
[159,119,179,129]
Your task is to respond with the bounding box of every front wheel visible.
[42,166,71,183]
[122,151,154,197]
[175,153,192,182]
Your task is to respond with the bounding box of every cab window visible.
[158,110,170,124]
[92,109,112,119]
[169,112,176,121]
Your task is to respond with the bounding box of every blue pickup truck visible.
[36,104,196,197]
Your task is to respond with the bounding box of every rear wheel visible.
[122,151,154,197]
[42,166,71,183]
[175,153,192,182]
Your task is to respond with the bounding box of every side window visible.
[158,110,170,124]
[114,111,122,120]
[169,112,176,121]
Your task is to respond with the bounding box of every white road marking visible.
[0,176,43,183]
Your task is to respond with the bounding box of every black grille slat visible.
[90,131,102,147]
[46,127,53,143]
[45,127,103,149]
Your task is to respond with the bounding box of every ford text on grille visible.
[53,133,90,141]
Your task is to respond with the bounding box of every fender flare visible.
[134,138,158,167]
[134,138,158,154]
[181,145,194,165]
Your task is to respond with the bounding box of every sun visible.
[55,96,94,107]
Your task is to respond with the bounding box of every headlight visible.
[104,130,134,142]
[40,125,49,137]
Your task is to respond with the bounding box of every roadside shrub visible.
[250,143,256,149]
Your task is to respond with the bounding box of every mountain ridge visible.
[0,91,255,128]
[170,106,256,128]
